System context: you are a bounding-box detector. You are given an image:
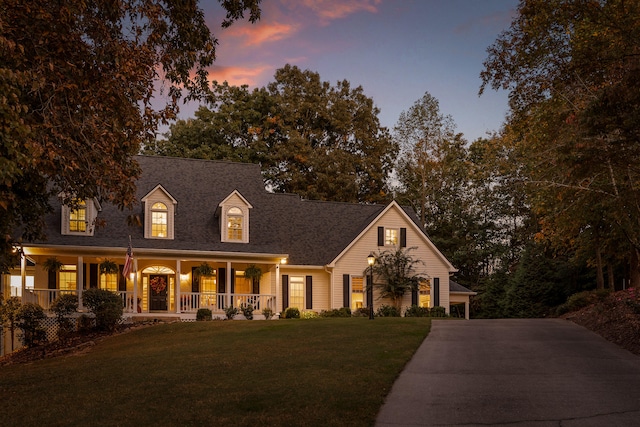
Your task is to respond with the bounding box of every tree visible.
[1,0,262,272]
[371,247,426,311]
[0,295,22,352]
[480,0,640,285]
[149,65,398,203]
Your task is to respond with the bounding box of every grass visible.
[0,317,431,426]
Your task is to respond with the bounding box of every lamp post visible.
[367,252,375,320]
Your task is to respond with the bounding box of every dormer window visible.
[219,190,252,244]
[142,185,177,240]
[61,197,101,236]
[151,202,168,238]
[227,207,243,240]
[69,201,87,233]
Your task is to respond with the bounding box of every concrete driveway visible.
[375,319,640,427]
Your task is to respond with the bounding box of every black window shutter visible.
[218,268,226,294]
[411,288,418,306]
[378,226,384,246]
[433,278,440,306]
[305,276,313,309]
[89,263,98,288]
[343,274,350,308]
[48,269,57,289]
[400,227,407,247]
[191,266,199,293]
[118,265,126,291]
[230,268,235,294]
[282,275,289,311]
[83,263,87,289]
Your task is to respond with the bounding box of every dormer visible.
[61,197,102,236]
[219,190,252,244]
[141,184,177,240]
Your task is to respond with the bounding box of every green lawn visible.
[0,317,431,427]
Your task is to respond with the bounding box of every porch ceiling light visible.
[280,258,287,265]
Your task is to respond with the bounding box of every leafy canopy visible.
[0,0,262,272]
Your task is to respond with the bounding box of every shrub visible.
[77,314,94,332]
[224,305,239,320]
[262,307,274,320]
[555,289,611,316]
[240,303,254,320]
[404,305,429,317]
[51,294,79,340]
[16,303,47,347]
[301,310,319,319]
[430,306,447,317]
[351,307,370,317]
[321,307,352,317]
[82,288,123,331]
[376,305,400,317]
[283,307,300,319]
[196,308,212,321]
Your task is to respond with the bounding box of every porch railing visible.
[179,293,276,313]
[21,289,275,315]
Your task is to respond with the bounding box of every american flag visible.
[123,240,133,279]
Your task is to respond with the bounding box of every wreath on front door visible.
[150,276,167,294]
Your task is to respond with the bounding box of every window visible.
[59,265,77,291]
[227,207,243,241]
[142,185,176,240]
[419,280,430,308]
[289,276,304,309]
[200,274,217,307]
[385,228,398,246]
[69,200,87,232]
[100,273,118,292]
[151,202,168,237]
[351,277,364,310]
[61,197,99,236]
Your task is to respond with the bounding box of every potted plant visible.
[42,257,63,273]
[194,262,214,278]
[244,264,262,294]
[99,259,118,275]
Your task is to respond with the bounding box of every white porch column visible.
[465,301,470,320]
[77,256,84,309]
[226,261,232,308]
[275,264,280,315]
[133,258,138,313]
[20,251,26,297]
[175,260,181,313]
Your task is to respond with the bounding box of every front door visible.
[149,274,168,311]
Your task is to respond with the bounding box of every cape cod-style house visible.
[2,156,474,333]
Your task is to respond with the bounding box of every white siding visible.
[331,205,453,314]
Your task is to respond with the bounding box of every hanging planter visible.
[194,262,214,278]
[99,259,119,275]
[42,257,63,272]
[244,264,263,283]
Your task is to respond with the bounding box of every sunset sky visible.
[177,0,519,142]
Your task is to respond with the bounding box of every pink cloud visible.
[225,22,299,47]
[207,65,273,87]
[297,0,381,22]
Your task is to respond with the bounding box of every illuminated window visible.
[289,276,304,309]
[100,273,118,292]
[227,207,243,241]
[200,274,217,307]
[59,265,77,291]
[69,200,87,232]
[151,202,168,238]
[419,280,431,308]
[385,228,398,246]
[351,277,364,310]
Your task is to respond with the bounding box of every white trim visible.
[142,185,176,240]
[326,201,457,272]
[218,190,253,209]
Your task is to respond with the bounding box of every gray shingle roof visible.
[39,155,387,265]
[450,281,475,294]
